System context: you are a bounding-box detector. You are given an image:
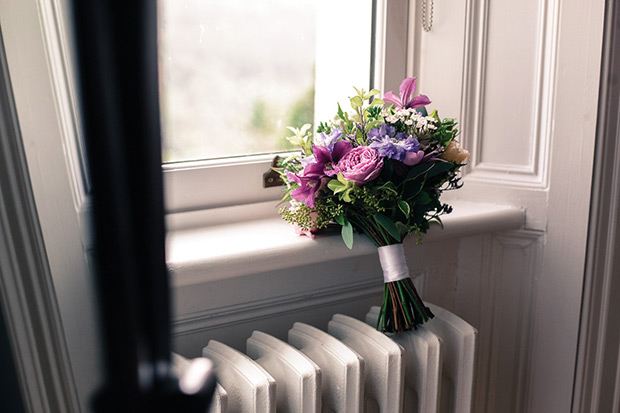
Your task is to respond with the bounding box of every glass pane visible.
[159,0,316,162]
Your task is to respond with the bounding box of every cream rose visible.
[441,141,470,164]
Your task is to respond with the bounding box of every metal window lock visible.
[263,156,284,188]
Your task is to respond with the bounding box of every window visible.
[158,0,317,162]
[160,0,410,213]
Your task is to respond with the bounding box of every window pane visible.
[159,0,373,163]
[159,0,316,162]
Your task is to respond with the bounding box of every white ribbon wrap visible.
[378,244,410,283]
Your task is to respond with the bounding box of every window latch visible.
[263,156,284,188]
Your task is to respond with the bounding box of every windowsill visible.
[166,200,525,287]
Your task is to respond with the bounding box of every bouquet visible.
[277,77,469,333]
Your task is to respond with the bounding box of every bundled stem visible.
[353,213,435,333]
[377,278,434,333]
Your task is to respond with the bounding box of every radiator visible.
[174,304,476,413]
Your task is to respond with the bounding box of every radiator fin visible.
[246,331,321,413]
[366,306,442,413]
[328,314,405,413]
[424,303,477,413]
[288,322,364,412]
[202,340,276,412]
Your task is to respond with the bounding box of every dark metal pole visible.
[69,1,214,411]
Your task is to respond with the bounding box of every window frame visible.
[162,0,411,215]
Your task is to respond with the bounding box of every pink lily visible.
[383,77,431,110]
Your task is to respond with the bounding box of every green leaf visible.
[402,178,424,201]
[370,98,385,106]
[427,162,454,179]
[398,200,410,218]
[337,172,350,185]
[350,96,363,109]
[368,89,380,97]
[374,213,402,242]
[299,123,312,134]
[341,219,354,249]
[395,221,410,238]
[379,181,398,193]
[334,214,345,226]
[380,158,394,181]
[405,163,434,181]
[280,192,292,203]
[414,191,432,205]
[366,119,384,130]
[342,188,352,203]
[337,103,345,120]
[328,179,346,194]
[433,216,444,229]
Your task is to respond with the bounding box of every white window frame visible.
[163,0,412,215]
[3,0,413,218]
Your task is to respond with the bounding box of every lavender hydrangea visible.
[368,124,421,163]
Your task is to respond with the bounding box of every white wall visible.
[409,0,605,411]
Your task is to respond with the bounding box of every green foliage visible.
[341,219,354,249]
[286,124,313,157]
[316,121,331,134]
[327,173,355,202]
[374,212,401,243]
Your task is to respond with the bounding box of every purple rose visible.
[335,146,384,185]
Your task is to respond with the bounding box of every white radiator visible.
[174,304,476,413]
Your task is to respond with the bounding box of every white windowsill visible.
[166,200,525,287]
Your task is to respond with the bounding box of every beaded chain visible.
[421,0,434,32]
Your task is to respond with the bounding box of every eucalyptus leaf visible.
[374,213,402,242]
[342,219,354,249]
